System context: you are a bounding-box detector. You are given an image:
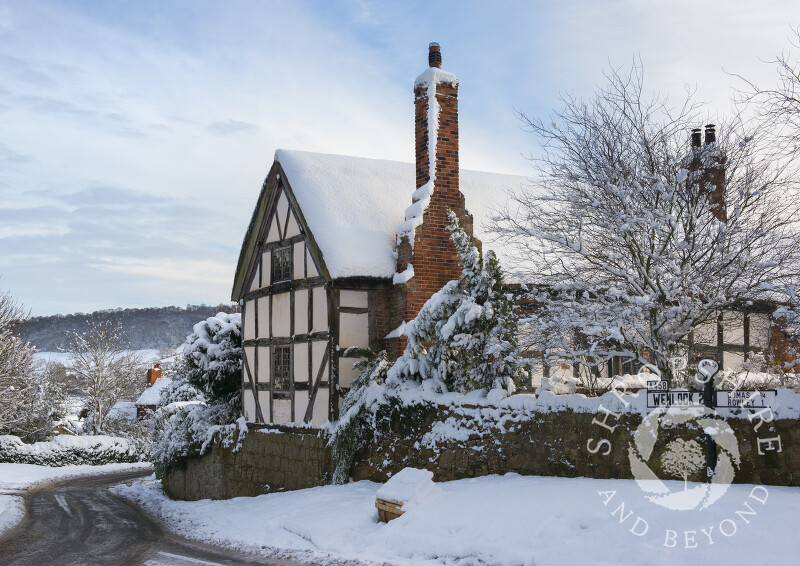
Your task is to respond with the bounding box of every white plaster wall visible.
[339,357,365,388]
[286,213,300,238]
[723,311,744,345]
[277,192,289,229]
[725,352,745,371]
[272,399,292,425]
[267,219,280,243]
[311,340,328,381]
[244,347,256,382]
[293,242,305,279]
[273,292,291,336]
[257,298,270,338]
[694,321,717,345]
[312,287,327,332]
[244,301,256,340]
[306,249,318,277]
[294,289,309,335]
[751,314,771,349]
[294,393,311,425]
[294,342,309,384]
[243,389,256,422]
[249,265,260,291]
[340,290,368,308]
[339,312,369,348]
[257,391,270,422]
[261,250,272,287]
[257,346,270,383]
[310,389,329,426]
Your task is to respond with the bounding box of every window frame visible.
[271,246,292,284]
[272,345,292,392]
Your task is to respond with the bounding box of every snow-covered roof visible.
[135,377,172,406]
[275,150,528,280]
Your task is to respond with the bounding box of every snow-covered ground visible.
[34,349,163,365]
[115,473,800,565]
[0,462,152,537]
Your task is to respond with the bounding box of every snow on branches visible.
[387,211,527,393]
[494,63,800,382]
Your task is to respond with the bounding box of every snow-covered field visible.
[0,462,152,536]
[33,349,163,365]
[115,473,800,565]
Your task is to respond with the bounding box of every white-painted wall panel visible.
[243,390,256,422]
[294,290,308,335]
[294,393,311,426]
[277,193,289,230]
[723,312,744,345]
[267,219,280,243]
[339,313,369,348]
[293,242,305,280]
[340,290,368,308]
[266,254,273,286]
[286,213,300,238]
[249,265,260,291]
[694,321,717,345]
[312,287,327,332]
[257,346,270,383]
[258,391,270,422]
[244,347,256,383]
[272,399,292,425]
[339,357,365,388]
[726,352,745,371]
[273,292,291,336]
[257,298,270,338]
[310,389,329,426]
[244,301,256,340]
[294,343,309,384]
[312,340,329,382]
[306,249,318,277]
[751,314,771,349]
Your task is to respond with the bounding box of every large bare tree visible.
[67,319,144,433]
[493,63,800,383]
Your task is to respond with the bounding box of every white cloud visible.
[0,0,797,314]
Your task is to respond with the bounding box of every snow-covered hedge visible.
[0,434,145,466]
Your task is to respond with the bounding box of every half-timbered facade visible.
[232,44,798,427]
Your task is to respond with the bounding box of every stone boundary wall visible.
[351,405,800,486]
[162,423,330,501]
[164,404,800,500]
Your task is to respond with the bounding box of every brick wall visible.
[394,72,476,352]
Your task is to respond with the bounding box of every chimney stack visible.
[691,128,702,148]
[704,124,716,145]
[391,43,475,356]
[428,42,442,68]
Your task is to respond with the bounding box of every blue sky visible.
[1,0,796,315]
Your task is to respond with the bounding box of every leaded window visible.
[273,346,291,391]
[272,246,292,283]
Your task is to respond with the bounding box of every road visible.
[0,470,316,566]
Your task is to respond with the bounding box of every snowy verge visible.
[114,474,800,566]
[0,462,152,537]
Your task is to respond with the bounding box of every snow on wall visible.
[274,150,527,279]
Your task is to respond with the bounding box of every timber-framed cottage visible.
[232,44,797,426]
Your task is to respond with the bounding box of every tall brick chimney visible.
[686,125,726,222]
[391,43,476,355]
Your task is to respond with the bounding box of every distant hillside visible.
[23,304,240,352]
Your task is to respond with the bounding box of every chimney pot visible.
[428,42,442,68]
[704,124,716,145]
[691,128,702,148]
